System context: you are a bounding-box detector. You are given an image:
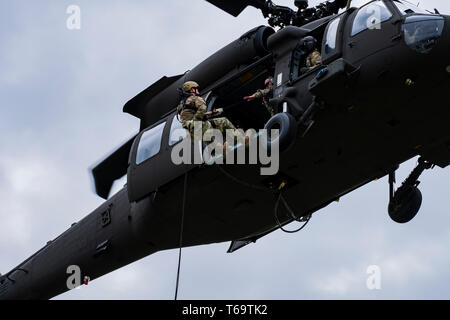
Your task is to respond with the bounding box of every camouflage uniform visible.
[177,95,240,141]
[254,88,275,117]
[306,49,322,70]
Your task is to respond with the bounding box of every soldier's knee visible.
[213,117,226,123]
[222,118,236,128]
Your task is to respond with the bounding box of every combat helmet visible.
[183,81,200,93]
[300,36,317,54]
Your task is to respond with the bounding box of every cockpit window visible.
[351,0,393,37]
[394,0,432,15]
[168,115,187,146]
[136,121,165,164]
[402,15,445,54]
[324,17,341,55]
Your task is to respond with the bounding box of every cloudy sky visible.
[1,0,450,300]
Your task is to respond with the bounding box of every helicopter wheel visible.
[388,186,422,224]
[264,113,297,152]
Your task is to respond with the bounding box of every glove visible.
[205,108,224,119]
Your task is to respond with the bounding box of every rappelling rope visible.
[174,172,188,300]
[217,165,311,233]
[274,192,311,233]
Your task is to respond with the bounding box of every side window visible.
[324,17,341,55]
[351,1,393,37]
[136,122,165,164]
[290,45,305,82]
[168,115,187,146]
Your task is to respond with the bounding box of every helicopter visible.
[1,0,449,300]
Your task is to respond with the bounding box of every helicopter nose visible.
[402,14,449,65]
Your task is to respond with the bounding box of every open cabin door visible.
[127,114,199,202]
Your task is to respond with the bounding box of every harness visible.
[177,90,195,121]
[180,103,197,112]
[178,91,193,112]
[177,89,215,128]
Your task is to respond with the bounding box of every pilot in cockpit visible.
[300,36,322,73]
[404,24,423,45]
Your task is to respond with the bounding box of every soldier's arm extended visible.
[254,88,271,99]
[244,88,271,102]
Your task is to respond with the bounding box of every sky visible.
[1,0,450,300]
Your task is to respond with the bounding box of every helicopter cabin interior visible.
[204,55,275,131]
[130,10,338,185]
[204,19,333,131]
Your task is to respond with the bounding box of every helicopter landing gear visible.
[264,112,297,152]
[388,158,433,223]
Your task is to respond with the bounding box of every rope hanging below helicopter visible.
[217,165,312,234]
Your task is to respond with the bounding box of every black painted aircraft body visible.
[1,0,450,299]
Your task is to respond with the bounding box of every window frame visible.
[324,16,341,56]
[321,9,353,65]
[350,0,394,37]
[135,120,166,165]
